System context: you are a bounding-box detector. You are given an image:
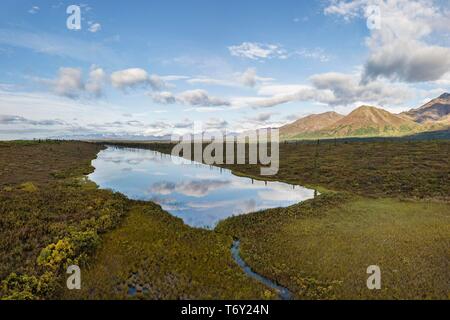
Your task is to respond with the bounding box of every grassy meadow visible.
[0,140,449,299]
[0,141,269,299]
[111,140,450,299]
[217,194,449,299]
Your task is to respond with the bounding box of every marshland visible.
[0,139,448,299]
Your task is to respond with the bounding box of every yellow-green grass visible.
[0,141,269,299]
[2,140,449,300]
[217,194,450,299]
[64,205,271,300]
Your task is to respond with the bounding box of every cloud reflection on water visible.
[89,146,315,228]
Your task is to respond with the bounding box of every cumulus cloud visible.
[178,90,230,107]
[310,72,413,106]
[148,74,167,90]
[42,66,106,99]
[232,71,413,109]
[111,68,149,89]
[0,115,65,126]
[238,68,258,87]
[85,67,106,97]
[151,89,230,107]
[111,68,165,91]
[88,23,102,33]
[248,112,274,122]
[52,67,84,98]
[174,118,194,129]
[228,42,287,60]
[363,41,450,83]
[150,91,177,104]
[87,119,147,129]
[325,0,450,83]
[204,118,229,130]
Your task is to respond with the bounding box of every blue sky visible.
[0,0,449,139]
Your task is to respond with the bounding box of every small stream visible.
[90,146,303,299]
[231,240,293,300]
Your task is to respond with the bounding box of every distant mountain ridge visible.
[53,133,172,141]
[280,93,450,140]
[280,111,344,137]
[401,93,450,125]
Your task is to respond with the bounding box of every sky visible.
[0,0,449,139]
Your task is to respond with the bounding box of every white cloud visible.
[183,106,225,113]
[232,86,331,109]
[228,42,331,62]
[178,89,230,107]
[148,74,167,90]
[238,68,259,87]
[434,72,450,86]
[111,68,165,91]
[310,72,414,106]
[85,67,106,97]
[88,23,102,33]
[150,89,231,107]
[52,67,84,98]
[160,75,190,81]
[228,42,287,60]
[248,112,274,122]
[0,90,138,139]
[363,41,450,83]
[325,0,450,83]
[187,77,237,87]
[232,71,413,109]
[28,6,40,14]
[324,0,364,19]
[187,68,273,88]
[111,68,149,89]
[37,66,106,99]
[174,118,194,129]
[204,118,229,130]
[0,115,65,126]
[295,48,331,63]
[257,84,312,96]
[150,91,176,104]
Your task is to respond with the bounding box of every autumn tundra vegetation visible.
[0,139,449,299]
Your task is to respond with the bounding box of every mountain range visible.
[280,93,450,140]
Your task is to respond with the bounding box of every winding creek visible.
[231,240,293,300]
[89,146,313,298]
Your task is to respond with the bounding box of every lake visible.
[89,146,316,229]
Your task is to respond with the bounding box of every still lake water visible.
[89,146,316,229]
